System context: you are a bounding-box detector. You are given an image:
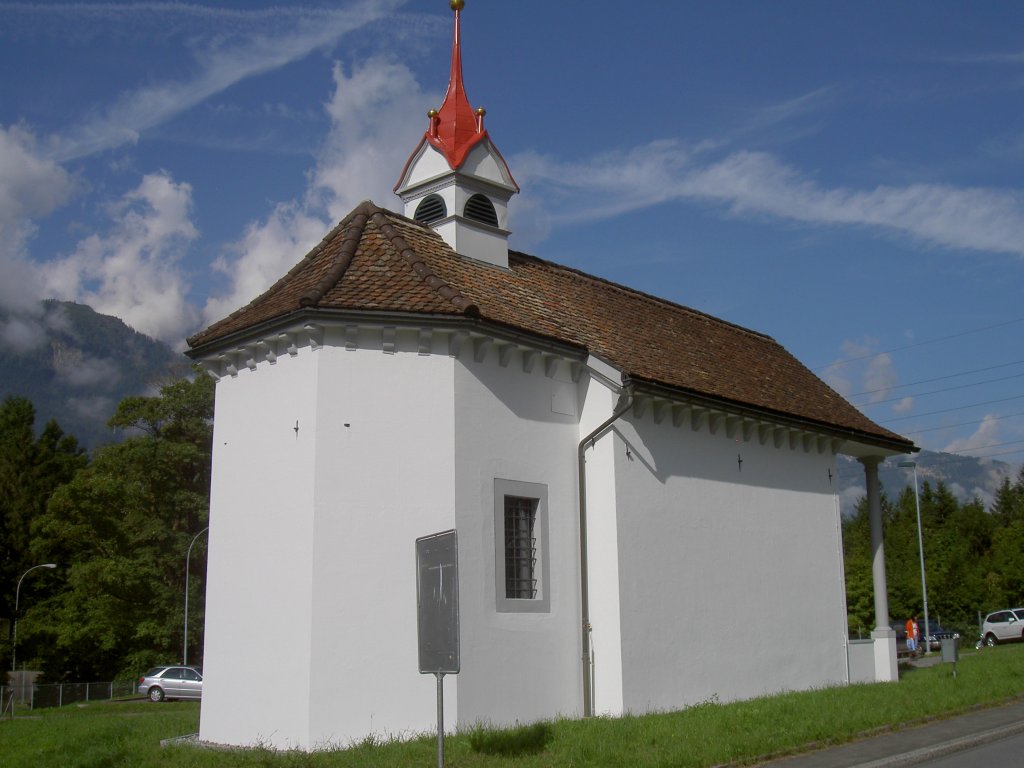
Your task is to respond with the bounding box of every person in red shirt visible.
[905,617,919,654]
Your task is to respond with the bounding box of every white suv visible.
[981,609,1024,646]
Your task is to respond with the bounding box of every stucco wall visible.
[306,328,458,745]
[611,415,849,713]
[579,381,627,716]
[199,348,320,748]
[200,329,460,749]
[452,350,583,727]
[198,327,852,747]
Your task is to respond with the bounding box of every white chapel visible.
[187,0,915,750]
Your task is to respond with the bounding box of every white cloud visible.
[515,142,1024,258]
[943,413,1002,456]
[202,56,429,327]
[41,172,200,345]
[203,201,328,328]
[0,125,74,315]
[863,352,899,404]
[0,313,47,353]
[891,396,915,415]
[28,1,405,162]
[310,58,428,220]
[822,337,914,416]
[56,356,122,389]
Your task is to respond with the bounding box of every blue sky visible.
[1,0,1023,476]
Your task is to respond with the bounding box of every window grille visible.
[464,194,499,227]
[504,495,537,599]
[414,194,447,224]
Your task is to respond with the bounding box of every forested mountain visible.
[0,301,189,448]
[836,451,1021,518]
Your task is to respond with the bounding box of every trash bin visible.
[941,637,959,664]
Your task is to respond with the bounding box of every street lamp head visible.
[41,563,57,569]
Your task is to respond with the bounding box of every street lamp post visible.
[183,527,209,667]
[898,460,931,653]
[11,563,57,715]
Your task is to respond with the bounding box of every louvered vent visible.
[464,194,498,227]
[414,194,447,224]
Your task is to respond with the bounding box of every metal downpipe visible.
[578,385,633,718]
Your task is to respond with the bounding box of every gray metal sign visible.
[416,530,460,674]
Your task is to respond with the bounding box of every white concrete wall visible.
[307,328,458,746]
[199,325,852,747]
[579,381,626,716]
[200,328,460,749]
[199,348,320,748]
[611,415,848,713]
[452,350,582,728]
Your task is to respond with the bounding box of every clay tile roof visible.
[187,202,912,450]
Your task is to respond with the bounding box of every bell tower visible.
[394,0,519,268]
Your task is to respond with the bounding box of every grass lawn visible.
[3,645,1024,768]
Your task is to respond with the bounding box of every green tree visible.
[841,469,1024,639]
[990,520,1024,608]
[991,469,1024,526]
[0,398,85,671]
[842,493,896,634]
[28,373,213,681]
[926,497,993,629]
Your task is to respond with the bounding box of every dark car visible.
[921,620,960,646]
[138,665,203,702]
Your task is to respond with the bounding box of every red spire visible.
[427,0,488,169]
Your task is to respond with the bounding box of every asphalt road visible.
[763,696,1024,768]
[909,730,1024,767]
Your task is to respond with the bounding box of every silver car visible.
[138,665,203,701]
[980,609,1024,646]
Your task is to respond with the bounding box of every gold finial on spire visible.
[450,0,464,11]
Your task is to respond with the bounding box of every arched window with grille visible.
[464,194,498,227]
[414,194,447,224]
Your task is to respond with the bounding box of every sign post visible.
[416,530,459,768]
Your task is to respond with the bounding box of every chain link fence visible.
[2,679,137,715]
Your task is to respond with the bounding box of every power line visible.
[920,447,1024,466]
[899,411,1024,437]
[850,359,1024,398]
[933,438,1024,454]
[834,447,1024,478]
[881,393,1024,424]
[813,316,1024,372]
[853,370,1024,408]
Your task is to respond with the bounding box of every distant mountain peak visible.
[0,300,190,448]
[838,449,1021,516]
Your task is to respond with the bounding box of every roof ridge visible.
[508,249,776,345]
[367,208,479,315]
[185,205,369,346]
[299,201,374,307]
